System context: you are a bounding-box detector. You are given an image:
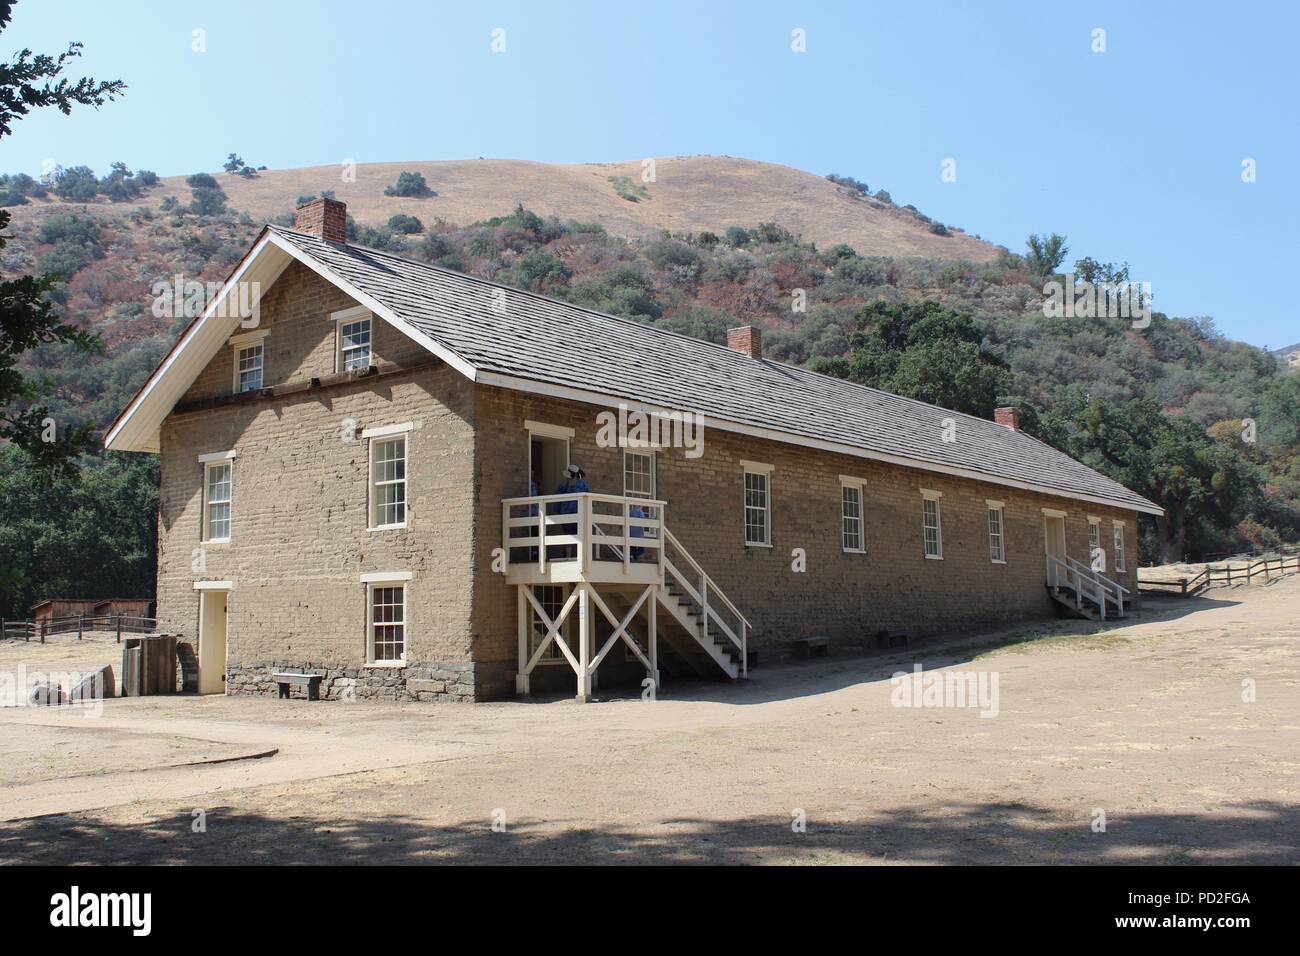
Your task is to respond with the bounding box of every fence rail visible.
[0,613,159,643]
[1139,554,1300,596]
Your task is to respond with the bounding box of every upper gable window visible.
[334,306,373,372]
[229,330,267,394]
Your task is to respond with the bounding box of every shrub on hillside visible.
[384,171,433,197]
[54,165,99,202]
[387,214,424,234]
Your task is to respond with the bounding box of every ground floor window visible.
[742,462,772,546]
[841,479,864,552]
[987,503,1005,563]
[921,490,943,559]
[1088,518,1104,570]
[368,583,406,663]
[530,585,570,663]
[1113,523,1127,572]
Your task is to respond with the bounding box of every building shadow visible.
[1,798,1294,865]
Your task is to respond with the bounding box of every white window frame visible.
[334,306,373,373]
[199,451,236,543]
[232,336,265,394]
[741,460,773,548]
[364,422,413,531]
[530,583,572,666]
[1087,516,1103,569]
[987,499,1006,564]
[840,476,866,554]
[364,574,409,665]
[921,489,943,560]
[623,448,656,499]
[1112,521,1127,573]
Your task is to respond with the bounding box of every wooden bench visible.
[794,635,830,659]
[876,627,909,649]
[272,672,324,701]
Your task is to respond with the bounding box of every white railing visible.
[662,528,750,677]
[1064,555,1128,618]
[501,493,665,577]
[1046,553,1126,619]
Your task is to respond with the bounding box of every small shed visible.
[30,599,97,625]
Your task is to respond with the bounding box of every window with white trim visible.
[1088,518,1103,569]
[987,504,1005,563]
[203,461,232,542]
[530,584,569,663]
[337,315,372,372]
[841,479,864,553]
[623,450,655,499]
[367,583,406,663]
[235,343,263,392]
[921,491,943,559]
[1113,523,1126,572]
[369,435,407,529]
[742,462,771,546]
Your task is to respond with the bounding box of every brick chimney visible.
[994,406,1022,431]
[294,197,347,243]
[726,325,763,360]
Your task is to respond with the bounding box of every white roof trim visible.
[475,371,1164,516]
[105,231,290,453]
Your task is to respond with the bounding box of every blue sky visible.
[5,0,1296,349]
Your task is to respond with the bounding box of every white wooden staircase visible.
[502,493,748,699]
[1046,553,1130,621]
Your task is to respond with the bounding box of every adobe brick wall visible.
[470,385,1142,672]
[157,264,483,701]
[180,261,430,405]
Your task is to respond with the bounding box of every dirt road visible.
[1,578,1296,864]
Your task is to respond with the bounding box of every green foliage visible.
[384,170,433,197]
[54,164,97,201]
[0,171,44,205]
[1039,389,1263,560]
[185,172,226,216]
[607,175,648,202]
[1024,232,1069,278]
[724,226,750,247]
[839,300,1009,417]
[222,153,256,177]
[497,249,571,291]
[826,173,869,195]
[387,213,423,234]
[0,445,158,618]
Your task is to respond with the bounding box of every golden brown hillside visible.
[8,156,998,260]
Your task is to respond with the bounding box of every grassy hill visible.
[5,156,997,261]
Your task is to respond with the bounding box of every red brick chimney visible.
[294,197,347,243]
[994,406,1022,431]
[726,325,763,360]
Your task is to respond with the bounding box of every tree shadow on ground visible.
[1,799,1294,865]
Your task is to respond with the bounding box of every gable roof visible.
[106,225,1162,516]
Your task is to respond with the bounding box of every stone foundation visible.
[226,660,481,702]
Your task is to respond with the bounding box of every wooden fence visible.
[0,614,159,644]
[1139,553,1300,597]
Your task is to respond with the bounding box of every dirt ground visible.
[1,578,1297,865]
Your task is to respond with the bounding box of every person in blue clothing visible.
[554,464,589,559]
[629,501,647,561]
